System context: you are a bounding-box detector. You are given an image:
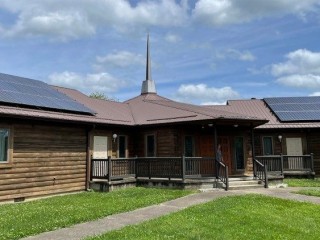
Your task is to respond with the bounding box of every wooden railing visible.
[283,154,314,172]
[255,155,283,175]
[253,158,268,188]
[135,157,182,180]
[91,157,135,181]
[215,160,229,191]
[91,156,215,181]
[256,154,314,174]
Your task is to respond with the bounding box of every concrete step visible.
[228,180,261,186]
[228,184,265,190]
[228,177,254,181]
[213,177,267,190]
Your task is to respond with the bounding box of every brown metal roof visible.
[208,99,320,129]
[125,93,267,126]
[0,83,267,127]
[54,86,134,125]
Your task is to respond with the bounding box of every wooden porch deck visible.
[89,154,314,191]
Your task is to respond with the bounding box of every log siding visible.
[0,123,87,202]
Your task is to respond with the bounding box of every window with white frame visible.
[0,129,9,162]
[146,134,156,157]
[93,136,108,159]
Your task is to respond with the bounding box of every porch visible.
[89,154,315,191]
[255,154,315,177]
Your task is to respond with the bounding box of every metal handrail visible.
[253,158,268,188]
[215,159,229,191]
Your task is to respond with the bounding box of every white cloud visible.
[0,0,189,40]
[95,51,144,68]
[48,71,129,94]
[218,49,255,61]
[164,33,181,43]
[176,83,239,104]
[192,0,319,26]
[271,49,320,76]
[310,92,320,96]
[276,74,320,89]
[272,49,320,90]
[201,101,227,105]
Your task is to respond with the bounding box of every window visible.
[146,134,156,157]
[234,137,244,170]
[93,136,108,159]
[118,135,127,158]
[184,136,194,157]
[0,129,9,162]
[263,136,273,155]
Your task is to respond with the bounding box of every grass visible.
[88,194,320,240]
[284,178,320,187]
[294,189,320,197]
[0,187,194,240]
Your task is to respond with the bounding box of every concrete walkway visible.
[22,187,320,240]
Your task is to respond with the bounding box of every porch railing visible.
[91,157,135,181]
[91,156,215,181]
[253,158,268,188]
[283,154,314,172]
[215,160,229,191]
[255,154,314,175]
[135,157,182,180]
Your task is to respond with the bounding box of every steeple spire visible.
[146,33,151,81]
[141,33,156,94]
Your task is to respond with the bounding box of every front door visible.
[218,136,232,175]
[234,137,245,171]
[199,134,214,157]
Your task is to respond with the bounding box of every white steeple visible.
[141,33,156,94]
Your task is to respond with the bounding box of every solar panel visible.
[0,73,95,115]
[264,97,320,122]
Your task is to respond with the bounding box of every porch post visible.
[108,156,112,182]
[214,125,218,178]
[280,154,284,176]
[251,125,256,177]
[214,125,218,155]
[182,155,186,182]
[311,153,314,173]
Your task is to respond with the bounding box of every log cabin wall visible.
[132,126,180,157]
[0,121,88,203]
[254,129,319,175]
[89,127,134,158]
[307,130,320,176]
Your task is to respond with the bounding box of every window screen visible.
[263,137,273,155]
[0,129,9,162]
[146,135,155,157]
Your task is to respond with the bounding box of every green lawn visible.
[294,189,320,197]
[284,178,320,187]
[88,194,320,240]
[0,188,193,240]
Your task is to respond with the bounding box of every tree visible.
[89,91,108,100]
[89,92,119,102]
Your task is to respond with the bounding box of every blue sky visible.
[0,0,320,105]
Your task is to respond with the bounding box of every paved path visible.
[21,187,320,240]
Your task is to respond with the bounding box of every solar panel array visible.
[0,73,95,115]
[264,97,320,122]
